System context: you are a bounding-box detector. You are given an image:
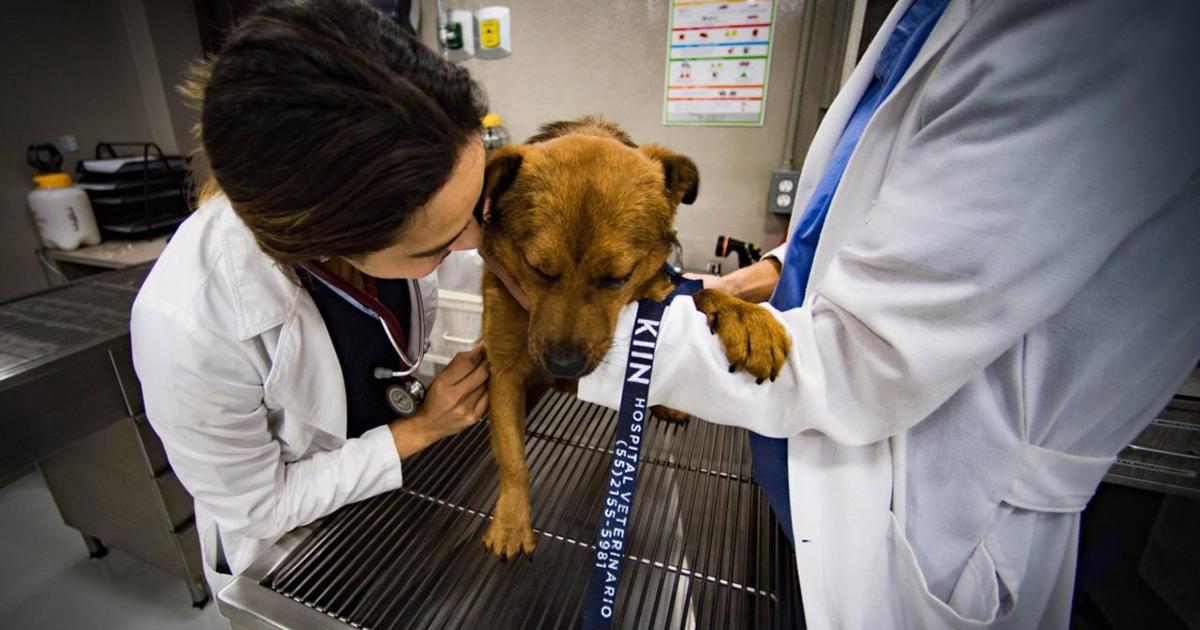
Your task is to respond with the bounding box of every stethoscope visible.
[301,262,428,418]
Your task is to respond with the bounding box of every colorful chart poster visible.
[663,0,778,126]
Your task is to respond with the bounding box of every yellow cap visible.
[33,173,72,189]
[482,113,502,128]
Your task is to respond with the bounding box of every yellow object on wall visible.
[480,18,501,48]
[473,7,511,59]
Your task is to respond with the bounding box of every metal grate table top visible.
[257,391,802,629]
[0,265,151,381]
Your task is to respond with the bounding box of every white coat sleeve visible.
[581,1,1200,445]
[762,242,787,264]
[131,297,404,545]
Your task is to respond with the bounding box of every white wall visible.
[2,0,813,298]
[421,0,806,271]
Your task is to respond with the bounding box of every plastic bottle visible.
[481,113,510,150]
[27,172,101,250]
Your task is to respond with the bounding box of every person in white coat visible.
[578,0,1200,627]
[131,0,492,593]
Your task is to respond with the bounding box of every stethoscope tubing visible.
[378,284,424,378]
[300,262,427,378]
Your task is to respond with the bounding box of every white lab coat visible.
[580,0,1200,628]
[131,196,437,591]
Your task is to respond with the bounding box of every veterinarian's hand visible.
[684,258,781,303]
[683,272,726,291]
[390,344,489,459]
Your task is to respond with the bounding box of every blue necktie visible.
[750,0,951,545]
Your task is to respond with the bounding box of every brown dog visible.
[478,117,790,559]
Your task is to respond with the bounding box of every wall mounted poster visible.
[663,0,778,126]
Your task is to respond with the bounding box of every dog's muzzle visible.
[541,343,589,378]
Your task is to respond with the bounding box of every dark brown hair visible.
[187,0,486,265]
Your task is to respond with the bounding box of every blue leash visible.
[660,264,704,302]
[581,266,701,629]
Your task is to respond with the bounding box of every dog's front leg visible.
[692,289,791,382]
[482,371,537,559]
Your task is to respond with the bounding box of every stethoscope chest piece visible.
[300,262,430,419]
[386,379,427,418]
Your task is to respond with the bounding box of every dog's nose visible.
[543,344,588,377]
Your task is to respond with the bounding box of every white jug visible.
[27,172,101,250]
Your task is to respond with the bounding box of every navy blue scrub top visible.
[307,276,412,439]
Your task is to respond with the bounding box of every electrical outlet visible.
[767,169,800,214]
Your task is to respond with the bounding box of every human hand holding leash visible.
[390,344,489,459]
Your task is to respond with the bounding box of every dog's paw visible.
[483,506,537,560]
[692,289,791,383]
[652,405,690,423]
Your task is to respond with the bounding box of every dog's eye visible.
[527,262,558,283]
[521,255,558,283]
[599,273,633,290]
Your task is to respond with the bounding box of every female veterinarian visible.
[131,0,490,591]
[579,0,1200,628]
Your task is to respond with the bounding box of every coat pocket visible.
[202,523,217,571]
[879,513,1010,629]
[946,538,1003,623]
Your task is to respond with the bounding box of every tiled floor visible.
[0,470,229,630]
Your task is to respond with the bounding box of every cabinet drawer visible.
[134,414,170,475]
[156,470,195,531]
[1,343,132,475]
[109,344,144,416]
[174,519,205,584]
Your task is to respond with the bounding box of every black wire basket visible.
[75,142,192,239]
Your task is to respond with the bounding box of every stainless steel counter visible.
[0,264,208,607]
[215,379,1200,628]
[219,391,803,629]
[0,265,150,476]
[1105,387,1200,499]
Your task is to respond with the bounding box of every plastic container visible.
[436,250,483,294]
[481,113,510,150]
[27,172,101,250]
[419,289,484,379]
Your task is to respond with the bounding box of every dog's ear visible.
[477,146,524,227]
[640,144,700,206]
